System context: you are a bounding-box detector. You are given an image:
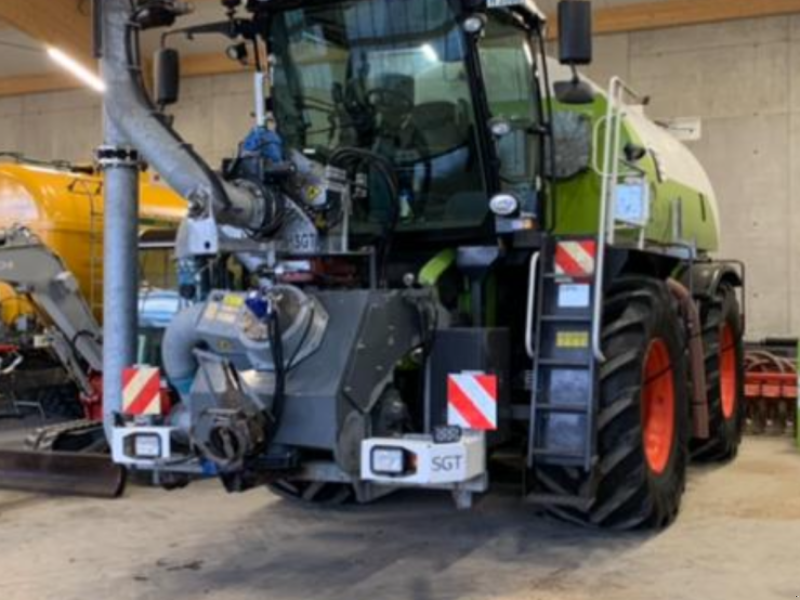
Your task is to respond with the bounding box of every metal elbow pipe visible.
[102,0,264,231]
[160,303,206,440]
[161,303,206,399]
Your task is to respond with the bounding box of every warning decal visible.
[122,367,162,416]
[555,240,597,279]
[447,372,498,431]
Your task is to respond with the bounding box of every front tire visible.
[536,277,688,529]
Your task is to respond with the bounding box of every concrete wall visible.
[0,16,797,339]
[582,16,797,339]
[0,72,255,167]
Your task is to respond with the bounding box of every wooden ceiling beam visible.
[180,53,250,78]
[548,0,800,39]
[4,0,800,97]
[0,0,93,65]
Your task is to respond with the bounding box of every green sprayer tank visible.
[548,60,720,253]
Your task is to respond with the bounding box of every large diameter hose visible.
[161,303,207,400]
[102,0,264,231]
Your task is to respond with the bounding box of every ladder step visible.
[526,492,593,510]
[530,449,598,468]
[536,404,590,414]
[542,272,595,281]
[540,315,592,323]
[530,449,586,461]
[537,358,592,369]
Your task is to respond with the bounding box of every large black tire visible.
[36,386,84,420]
[692,284,745,461]
[536,277,689,529]
[267,480,356,506]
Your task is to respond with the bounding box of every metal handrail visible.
[592,78,620,363]
[591,77,649,363]
[525,251,540,360]
[590,116,608,176]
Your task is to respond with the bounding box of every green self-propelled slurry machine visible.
[99,0,745,528]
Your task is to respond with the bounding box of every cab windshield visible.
[267,0,487,233]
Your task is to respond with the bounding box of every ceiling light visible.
[47,47,106,93]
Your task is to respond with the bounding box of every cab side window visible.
[479,18,541,205]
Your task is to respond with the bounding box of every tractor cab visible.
[259,0,570,246]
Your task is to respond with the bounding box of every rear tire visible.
[536,277,688,529]
[692,284,745,461]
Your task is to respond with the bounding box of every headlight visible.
[489,193,520,217]
[371,447,409,476]
[133,434,162,459]
[462,14,487,34]
[490,119,513,138]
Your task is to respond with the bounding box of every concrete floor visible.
[0,437,798,600]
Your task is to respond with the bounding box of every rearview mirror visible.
[558,1,593,66]
[154,47,181,107]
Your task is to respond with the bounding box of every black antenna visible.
[92,0,103,59]
[222,0,242,19]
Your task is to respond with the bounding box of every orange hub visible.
[720,323,737,420]
[642,339,675,475]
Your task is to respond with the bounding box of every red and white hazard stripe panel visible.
[447,372,498,431]
[555,240,596,279]
[122,367,163,416]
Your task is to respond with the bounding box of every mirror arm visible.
[159,18,255,49]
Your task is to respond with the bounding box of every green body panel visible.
[548,95,720,254]
[418,250,497,327]
[419,249,457,287]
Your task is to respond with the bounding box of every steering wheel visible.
[366,88,415,114]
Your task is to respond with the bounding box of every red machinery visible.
[745,340,797,437]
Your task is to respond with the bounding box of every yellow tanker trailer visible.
[0,158,186,325]
[0,156,186,418]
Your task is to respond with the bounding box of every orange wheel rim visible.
[720,324,737,420]
[642,339,675,475]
